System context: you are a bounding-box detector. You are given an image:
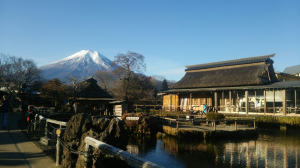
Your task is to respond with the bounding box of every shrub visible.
[206,112,225,120]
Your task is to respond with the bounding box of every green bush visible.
[206,112,225,120]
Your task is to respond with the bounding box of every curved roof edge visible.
[185,53,275,71]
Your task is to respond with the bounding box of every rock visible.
[76,119,129,168]
[92,117,110,133]
[62,113,92,142]
[99,118,128,148]
[76,130,100,168]
[61,142,79,168]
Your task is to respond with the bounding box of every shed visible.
[109,101,128,119]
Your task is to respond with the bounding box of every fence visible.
[28,114,163,168]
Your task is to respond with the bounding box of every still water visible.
[126,130,300,168]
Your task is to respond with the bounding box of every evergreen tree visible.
[161,79,169,91]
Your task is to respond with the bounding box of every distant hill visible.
[39,50,117,81]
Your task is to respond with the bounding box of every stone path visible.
[0,112,56,168]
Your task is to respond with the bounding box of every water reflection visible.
[126,130,300,168]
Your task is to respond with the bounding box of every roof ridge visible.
[185,53,275,71]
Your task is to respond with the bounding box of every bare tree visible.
[0,53,43,102]
[111,51,146,101]
[93,70,115,90]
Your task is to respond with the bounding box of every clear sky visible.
[1,0,299,81]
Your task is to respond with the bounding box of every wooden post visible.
[214,92,218,112]
[45,121,48,138]
[177,121,178,129]
[253,120,256,129]
[214,121,216,131]
[84,144,92,168]
[283,90,286,115]
[169,94,171,111]
[245,91,249,114]
[273,90,275,114]
[229,91,231,113]
[222,91,224,111]
[235,121,237,131]
[295,90,297,114]
[175,94,177,111]
[264,90,266,115]
[56,129,64,166]
[190,93,192,111]
[33,122,36,138]
[237,91,239,113]
[255,91,257,114]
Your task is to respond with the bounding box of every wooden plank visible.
[115,105,122,108]
[126,117,139,120]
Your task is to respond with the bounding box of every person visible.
[27,106,36,132]
[0,95,12,129]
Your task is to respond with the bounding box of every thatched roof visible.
[171,54,278,89]
[185,53,275,71]
[74,77,113,99]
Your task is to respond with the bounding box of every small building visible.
[163,54,300,116]
[284,64,300,77]
[109,101,128,118]
[275,72,300,81]
[72,77,115,114]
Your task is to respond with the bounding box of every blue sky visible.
[1,0,299,81]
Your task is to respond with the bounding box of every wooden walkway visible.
[169,124,256,131]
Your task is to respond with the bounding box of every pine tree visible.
[161,79,169,91]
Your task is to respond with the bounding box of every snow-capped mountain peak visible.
[39,50,117,81]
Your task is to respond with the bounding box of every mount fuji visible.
[39,50,117,81]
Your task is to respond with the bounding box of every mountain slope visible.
[39,50,117,80]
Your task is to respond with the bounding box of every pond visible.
[125,130,300,168]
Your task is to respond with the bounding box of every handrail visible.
[84,137,164,168]
[36,114,68,126]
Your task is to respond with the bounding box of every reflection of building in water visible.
[126,145,139,156]
[214,140,299,168]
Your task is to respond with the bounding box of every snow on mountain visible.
[39,50,117,81]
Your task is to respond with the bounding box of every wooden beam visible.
[222,91,224,111]
[190,93,192,110]
[283,90,286,115]
[245,91,249,114]
[229,91,231,113]
[214,92,218,112]
[296,90,297,114]
[264,90,266,115]
[273,90,275,114]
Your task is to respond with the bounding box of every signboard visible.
[126,117,139,120]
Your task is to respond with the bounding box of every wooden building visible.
[72,77,115,114]
[284,64,300,77]
[163,54,300,115]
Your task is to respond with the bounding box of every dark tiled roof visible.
[185,54,275,71]
[74,77,113,98]
[164,80,300,93]
[170,63,278,89]
[283,64,300,75]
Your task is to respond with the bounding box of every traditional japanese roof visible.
[171,54,278,89]
[74,77,114,99]
[164,80,300,93]
[283,64,300,75]
[185,53,275,71]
